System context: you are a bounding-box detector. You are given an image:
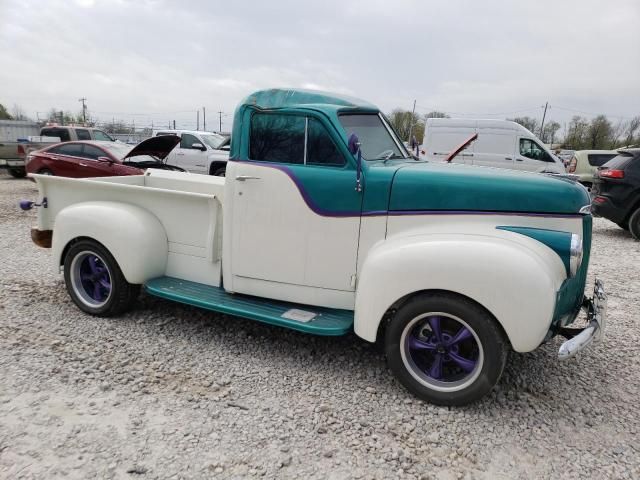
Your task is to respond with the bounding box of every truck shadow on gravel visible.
[124,292,606,413]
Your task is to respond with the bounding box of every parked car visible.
[1,136,61,178]
[567,150,618,188]
[591,148,640,239]
[25,136,183,178]
[23,88,604,406]
[423,118,566,174]
[39,125,116,142]
[154,129,229,176]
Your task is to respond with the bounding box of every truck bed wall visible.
[34,170,224,286]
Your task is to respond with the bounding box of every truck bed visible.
[34,169,225,286]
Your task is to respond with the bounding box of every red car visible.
[25,135,183,178]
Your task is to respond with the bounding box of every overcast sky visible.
[1,0,638,132]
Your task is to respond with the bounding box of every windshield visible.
[101,142,158,163]
[200,133,226,149]
[338,114,408,160]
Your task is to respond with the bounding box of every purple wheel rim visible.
[70,251,112,307]
[402,313,483,391]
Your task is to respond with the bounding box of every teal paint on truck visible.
[389,163,591,215]
[496,226,573,274]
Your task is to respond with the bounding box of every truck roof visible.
[240,88,377,111]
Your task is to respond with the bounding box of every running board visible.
[144,277,353,336]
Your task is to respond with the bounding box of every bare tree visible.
[424,111,449,119]
[624,116,640,146]
[11,104,31,121]
[587,115,614,149]
[389,109,425,144]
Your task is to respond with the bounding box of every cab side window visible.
[250,113,305,164]
[306,118,345,167]
[76,129,91,140]
[520,139,550,162]
[93,130,113,141]
[41,128,70,142]
[180,133,200,149]
[250,113,345,166]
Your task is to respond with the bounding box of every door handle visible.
[79,163,88,167]
[461,153,474,157]
[176,153,184,156]
[515,158,524,162]
[235,175,261,181]
[505,156,512,160]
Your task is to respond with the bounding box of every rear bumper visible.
[591,196,627,223]
[31,228,53,248]
[558,279,606,360]
[0,159,25,169]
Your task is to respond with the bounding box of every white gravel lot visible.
[0,172,639,480]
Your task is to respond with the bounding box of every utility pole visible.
[203,107,206,131]
[197,110,200,131]
[173,120,176,129]
[407,99,417,144]
[78,97,87,124]
[539,102,549,142]
[218,111,223,133]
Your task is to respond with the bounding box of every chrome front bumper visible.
[558,279,607,360]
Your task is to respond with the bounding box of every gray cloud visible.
[1,0,638,131]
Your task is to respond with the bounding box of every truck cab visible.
[25,89,605,406]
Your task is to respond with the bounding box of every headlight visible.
[569,234,583,277]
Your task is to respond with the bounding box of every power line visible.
[414,104,543,117]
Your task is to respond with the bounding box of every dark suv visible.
[591,148,640,239]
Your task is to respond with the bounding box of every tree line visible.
[388,108,640,150]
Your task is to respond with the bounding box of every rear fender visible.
[53,201,168,284]
[354,233,566,352]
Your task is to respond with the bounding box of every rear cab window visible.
[41,128,70,142]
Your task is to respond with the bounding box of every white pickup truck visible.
[23,89,606,405]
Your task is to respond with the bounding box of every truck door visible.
[516,138,560,173]
[174,133,208,174]
[226,113,361,306]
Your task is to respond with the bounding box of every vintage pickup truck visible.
[23,89,606,405]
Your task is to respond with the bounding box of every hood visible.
[124,135,181,160]
[388,162,591,215]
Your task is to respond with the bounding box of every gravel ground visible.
[0,172,638,480]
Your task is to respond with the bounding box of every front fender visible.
[354,233,567,352]
[52,201,168,284]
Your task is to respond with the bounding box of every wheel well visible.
[59,236,108,267]
[623,195,640,222]
[208,161,227,175]
[374,289,511,348]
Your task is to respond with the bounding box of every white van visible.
[423,119,565,174]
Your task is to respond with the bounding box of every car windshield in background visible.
[338,114,407,160]
[200,133,226,149]
[101,142,135,159]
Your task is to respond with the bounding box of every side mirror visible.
[192,142,206,151]
[348,133,363,193]
[97,156,113,164]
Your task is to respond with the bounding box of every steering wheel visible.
[376,149,395,160]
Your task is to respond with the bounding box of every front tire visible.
[63,239,140,316]
[385,292,508,406]
[213,167,226,177]
[628,208,640,240]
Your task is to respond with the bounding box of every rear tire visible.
[385,292,508,406]
[628,208,640,241]
[8,168,26,178]
[63,239,140,316]
[213,167,226,177]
